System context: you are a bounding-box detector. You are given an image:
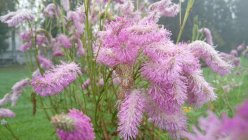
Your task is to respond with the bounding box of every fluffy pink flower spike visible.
[44,3,59,17]
[38,55,53,69]
[149,0,180,17]
[56,34,72,49]
[96,16,168,67]
[0,108,15,119]
[0,9,34,27]
[199,28,214,46]
[11,78,30,106]
[32,62,81,96]
[0,78,30,106]
[189,40,232,76]
[183,100,248,140]
[118,90,146,140]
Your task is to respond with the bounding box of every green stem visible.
[176,0,195,43]
[5,124,19,140]
[179,0,182,26]
[222,92,234,115]
[28,22,51,120]
[39,96,50,120]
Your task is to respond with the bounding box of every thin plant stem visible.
[5,124,19,140]
[176,0,195,43]
[39,96,50,120]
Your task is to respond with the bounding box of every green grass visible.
[0,58,248,140]
[0,66,56,140]
[187,57,248,126]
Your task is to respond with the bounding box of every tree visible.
[0,0,16,54]
[233,0,248,46]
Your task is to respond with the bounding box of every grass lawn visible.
[0,58,248,140]
[0,66,56,140]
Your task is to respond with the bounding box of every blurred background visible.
[0,0,248,66]
[166,0,248,52]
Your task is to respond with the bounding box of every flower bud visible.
[51,114,75,132]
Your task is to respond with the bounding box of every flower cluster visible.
[96,16,169,67]
[199,28,214,46]
[0,0,236,139]
[0,108,15,119]
[51,109,95,140]
[44,3,60,17]
[215,42,246,68]
[31,62,81,96]
[229,43,248,58]
[20,30,33,52]
[96,0,232,138]
[0,9,34,27]
[183,100,248,140]
[139,40,229,138]
[20,30,48,52]
[220,52,240,67]
[66,6,85,37]
[146,100,187,138]
[56,34,72,49]
[38,55,54,69]
[0,78,29,126]
[43,4,86,57]
[0,78,30,106]
[149,0,180,17]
